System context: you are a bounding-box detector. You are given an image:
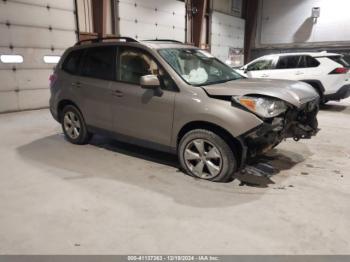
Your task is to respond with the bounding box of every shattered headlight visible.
[233,96,288,118]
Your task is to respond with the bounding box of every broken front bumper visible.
[240,99,319,158]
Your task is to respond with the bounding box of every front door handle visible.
[112,90,124,97]
[71,81,81,88]
[261,74,269,78]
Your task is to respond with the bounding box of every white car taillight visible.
[49,73,57,88]
[329,67,349,74]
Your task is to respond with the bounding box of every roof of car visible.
[140,40,195,49]
[261,51,341,59]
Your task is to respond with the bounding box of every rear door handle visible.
[261,74,269,78]
[112,90,124,97]
[296,71,304,75]
[71,81,81,88]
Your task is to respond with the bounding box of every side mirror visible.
[140,75,160,89]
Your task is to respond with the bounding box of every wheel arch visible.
[176,121,244,168]
[300,80,325,99]
[57,99,81,123]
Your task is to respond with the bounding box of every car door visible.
[75,46,116,131]
[267,55,303,80]
[245,57,275,78]
[110,47,177,147]
[268,55,320,81]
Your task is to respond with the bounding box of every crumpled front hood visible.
[202,78,319,107]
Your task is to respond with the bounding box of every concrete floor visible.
[0,99,350,255]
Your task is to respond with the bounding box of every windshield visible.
[158,48,242,86]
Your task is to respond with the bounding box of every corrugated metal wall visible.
[0,0,77,113]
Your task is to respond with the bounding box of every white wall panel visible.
[210,11,245,64]
[16,69,53,90]
[0,91,18,112]
[11,0,75,10]
[18,89,50,110]
[0,71,17,92]
[0,25,76,49]
[117,0,185,42]
[0,1,75,30]
[0,48,64,70]
[258,0,350,47]
[0,0,76,113]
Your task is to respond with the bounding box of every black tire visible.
[178,129,237,182]
[61,105,92,145]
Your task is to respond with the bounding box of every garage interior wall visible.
[0,0,77,113]
[115,0,186,42]
[209,0,245,66]
[251,0,350,59]
[210,11,245,65]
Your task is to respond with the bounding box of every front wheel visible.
[178,129,237,182]
[61,105,92,145]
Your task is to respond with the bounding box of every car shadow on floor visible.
[320,103,349,113]
[17,134,308,207]
[90,135,180,168]
[90,136,303,188]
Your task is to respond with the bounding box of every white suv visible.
[238,52,350,103]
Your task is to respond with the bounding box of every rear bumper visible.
[49,96,59,122]
[324,85,350,101]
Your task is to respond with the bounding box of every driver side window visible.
[247,59,273,71]
[117,48,176,91]
[118,49,158,84]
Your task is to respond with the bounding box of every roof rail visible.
[142,39,183,44]
[75,36,139,46]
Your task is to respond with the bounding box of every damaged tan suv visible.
[49,37,320,182]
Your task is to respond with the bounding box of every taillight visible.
[49,73,57,88]
[329,67,349,74]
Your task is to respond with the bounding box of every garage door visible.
[117,0,186,42]
[0,0,77,113]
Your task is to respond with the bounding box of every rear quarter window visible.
[327,56,350,68]
[304,56,320,67]
[62,49,84,75]
[80,46,116,80]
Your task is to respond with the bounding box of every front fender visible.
[171,92,263,147]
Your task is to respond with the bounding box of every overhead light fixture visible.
[0,54,23,63]
[43,55,61,64]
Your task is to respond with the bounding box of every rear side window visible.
[247,59,273,71]
[81,46,116,80]
[62,49,84,75]
[327,56,350,68]
[276,55,319,69]
[276,56,301,69]
[305,56,320,67]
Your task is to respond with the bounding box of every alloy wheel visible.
[184,139,223,179]
[63,111,81,139]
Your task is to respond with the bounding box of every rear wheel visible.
[178,129,237,182]
[61,105,92,145]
